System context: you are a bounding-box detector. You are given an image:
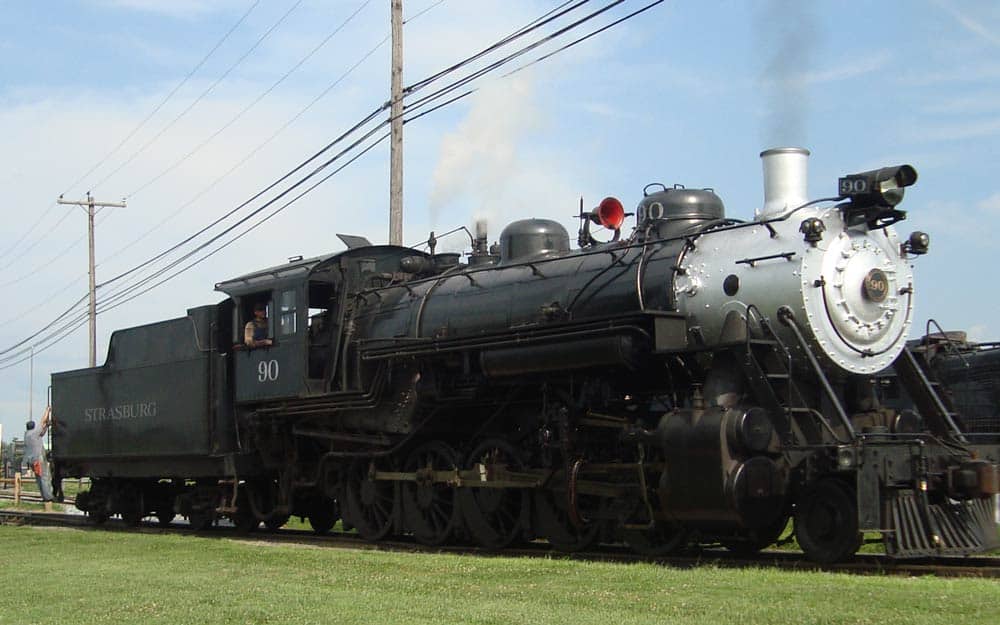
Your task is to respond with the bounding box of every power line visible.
[0,0,658,368]
[0,0,262,268]
[64,0,263,198]
[85,1,613,299]
[94,1,636,307]
[88,0,305,194]
[63,2,592,306]
[0,211,80,283]
[1,0,405,333]
[404,0,446,24]
[405,0,623,114]
[98,133,391,316]
[407,0,666,123]
[405,0,589,95]
[124,0,375,200]
[97,0,445,270]
[0,273,87,328]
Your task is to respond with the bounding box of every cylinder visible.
[758,147,810,218]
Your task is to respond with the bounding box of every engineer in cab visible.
[244,302,273,348]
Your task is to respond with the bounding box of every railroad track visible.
[2,508,998,578]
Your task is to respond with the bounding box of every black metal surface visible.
[51,306,227,470]
[44,179,1000,566]
[887,491,999,557]
[893,346,968,443]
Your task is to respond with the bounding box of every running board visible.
[885,490,999,557]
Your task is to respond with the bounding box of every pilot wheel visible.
[794,479,862,564]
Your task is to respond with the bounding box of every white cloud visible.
[0,1,612,440]
[758,50,893,88]
[916,116,1000,142]
[977,191,1000,213]
[919,92,1000,115]
[931,0,1000,48]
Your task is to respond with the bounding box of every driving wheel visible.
[401,441,462,546]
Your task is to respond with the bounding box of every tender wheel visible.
[795,479,862,564]
[264,515,290,531]
[119,487,144,527]
[401,441,463,546]
[86,510,110,526]
[232,489,260,533]
[459,439,528,549]
[307,496,339,535]
[188,509,214,531]
[344,459,395,541]
[624,521,688,556]
[120,509,143,527]
[156,511,176,527]
[232,508,259,533]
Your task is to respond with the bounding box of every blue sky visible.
[0,0,998,440]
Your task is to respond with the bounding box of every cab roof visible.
[213,243,432,298]
[214,253,338,297]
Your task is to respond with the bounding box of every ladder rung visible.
[767,373,790,380]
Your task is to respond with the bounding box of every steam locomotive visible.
[51,147,1000,564]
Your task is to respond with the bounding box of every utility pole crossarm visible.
[56,197,127,210]
[55,194,127,367]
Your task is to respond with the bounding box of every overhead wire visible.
[3,0,608,357]
[0,209,80,285]
[0,0,262,268]
[4,0,627,358]
[124,0,375,200]
[95,0,568,290]
[88,0,306,194]
[97,0,443,270]
[0,0,380,316]
[404,0,586,95]
[404,0,623,115]
[406,0,665,123]
[93,0,641,310]
[0,0,658,370]
[65,0,263,197]
[0,273,88,328]
[98,134,391,316]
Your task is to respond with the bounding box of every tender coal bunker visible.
[723,274,740,296]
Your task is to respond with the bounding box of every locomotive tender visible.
[52,148,1000,563]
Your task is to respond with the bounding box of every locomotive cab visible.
[217,254,341,403]
[215,244,436,405]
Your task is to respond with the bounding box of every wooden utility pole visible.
[57,193,126,367]
[389,0,404,246]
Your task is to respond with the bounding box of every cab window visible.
[235,292,273,347]
[278,289,297,336]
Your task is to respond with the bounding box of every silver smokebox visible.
[757,147,810,218]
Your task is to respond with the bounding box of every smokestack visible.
[758,147,810,218]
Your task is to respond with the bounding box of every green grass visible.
[0,526,998,625]
[0,500,64,512]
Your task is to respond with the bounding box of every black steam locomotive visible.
[51,148,1000,563]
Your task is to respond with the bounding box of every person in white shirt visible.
[23,406,53,502]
